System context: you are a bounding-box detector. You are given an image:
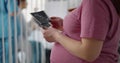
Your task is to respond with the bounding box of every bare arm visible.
[44,28,103,62]
[55,33,103,62]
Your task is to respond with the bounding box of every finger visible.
[42,26,49,29]
[50,16,58,19]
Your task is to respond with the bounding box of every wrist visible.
[53,31,62,42]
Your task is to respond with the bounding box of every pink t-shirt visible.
[50,0,120,63]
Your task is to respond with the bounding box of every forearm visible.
[54,34,100,62]
[54,33,82,54]
[43,27,102,62]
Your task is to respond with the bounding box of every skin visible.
[50,17,63,31]
[68,8,76,12]
[19,0,27,9]
[43,17,104,62]
[11,0,27,16]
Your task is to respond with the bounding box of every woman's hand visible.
[43,27,61,42]
[50,17,63,31]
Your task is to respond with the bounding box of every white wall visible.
[45,0,68,18]
[44,0,82,18]
[22,0,45,22]
[22,0,82,22]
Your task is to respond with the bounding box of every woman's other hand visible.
[50,17,63,31]
[43,27,61,42]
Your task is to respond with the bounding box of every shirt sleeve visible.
[7,0,18,14]
[80,0,110,41]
